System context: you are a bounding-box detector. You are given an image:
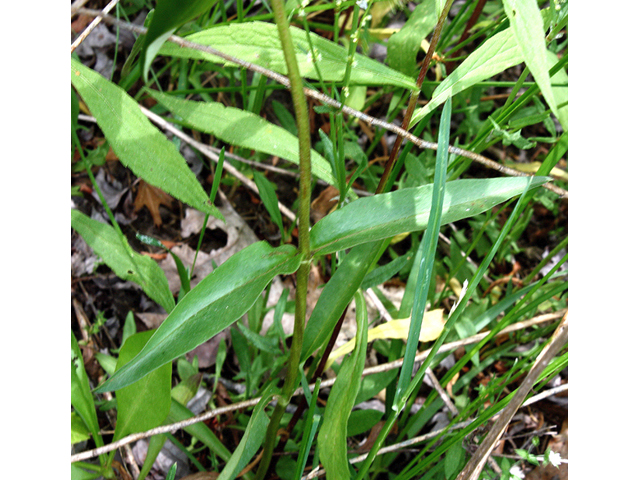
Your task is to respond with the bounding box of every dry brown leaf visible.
[133,180,174,227]
[311,185,339,223]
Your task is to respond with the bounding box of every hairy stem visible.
[254,0,312,478]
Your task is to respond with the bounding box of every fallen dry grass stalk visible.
[73,8,568,198]
[70,309,565,463]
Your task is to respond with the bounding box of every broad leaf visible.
[71,58,221,220]
[411,28,523,127]
[387,0,443,76]
[113,331,171,444]
[96,242,301,392]
[141,0,218,80]
[503,0,559,120]
[318,291,368,480]
[309,176,550,256]
[147,90,336,186]
[158,21,416,90]
[71,210,175,313]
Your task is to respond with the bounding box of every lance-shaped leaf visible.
[71,209,175,313]
[301,240,384,362]
[141,0,218,81]
[95,242,301,392]
[71,332,104,455]
[309,176,550,256]
[71,58,221,219]
[112,330,171,468]
[410,28,523,127]
[147,90,336,186]
[503,0,559,120]
[158,21,416,90]
[318,290,368,479]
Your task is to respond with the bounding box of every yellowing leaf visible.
[503,161,568,182]
[325,309,444,371]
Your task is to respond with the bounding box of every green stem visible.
[255,0,312,478]
[376,0,454,194]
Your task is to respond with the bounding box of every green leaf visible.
[318,290,368,480]
[158,21,416,90]
[301,240,384,362]
[113,331,172,441]
[96,242,301,392]
[411,28,523,127]
[71,411,91,444]
[253,171,285,237]
[444,441,466,479]
[71,210,175,313]
[309,176,550,256]
[394,97,451,407]
[503,0,559,120]
[71,58,221,220]
[547,50,568,132]
[146,90,336,186]
[71,332,104,453]
[166,399,232,462]
[141,0,218,81]
[387,0,443,76]
[217,384,276,480]
[346,409,384,437]
[138,434,168,480]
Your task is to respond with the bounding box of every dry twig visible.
[70,310,565,463]
[73,9,568,198]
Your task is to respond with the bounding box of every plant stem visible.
[255,0,312,477]
[376,0,454,194]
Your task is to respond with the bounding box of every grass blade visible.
[394,97,452,406]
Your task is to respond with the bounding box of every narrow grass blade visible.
[140,0,218,80]
[71,333,105,463]
[158,21,416,89]
[147,90,336,186]
[318,290,368,480]
[71,210,175,313]
[165,399,232,463]
[503,0,559,120]
[394,97,451,407]
[71,59,222,220]
[253,171,285,238]
[217,383,276,480]
[95,242,301,392]
[309,176,550,256]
